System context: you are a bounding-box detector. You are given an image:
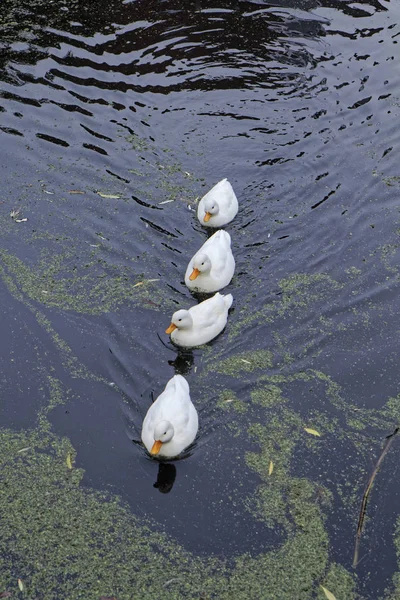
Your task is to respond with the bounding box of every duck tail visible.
[173,374,190,393]
[224,294,233,310]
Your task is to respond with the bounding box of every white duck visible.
[197,178,238,227]
[141,375,198,459]
[185,230,235,293]
[166,292,233,348]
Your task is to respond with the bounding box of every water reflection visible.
[154,462,177,494]
[168,349,195,376]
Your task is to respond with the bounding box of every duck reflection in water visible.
[168,349,194,375]
[157,332,195,375]
[154,462,176,494]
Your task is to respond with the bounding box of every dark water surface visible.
[1,0,400,598]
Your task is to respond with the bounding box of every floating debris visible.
[353,427,399,567]
[158,199,175,205]
[66,453,73,470]
[133,279,159,288]
[15,218,28,223]
[321,585,337,600]
[97,192,122,199]
[304,428,321,437]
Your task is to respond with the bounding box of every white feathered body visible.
[141,375,198,458]
[197,179,238,227]
[170,293,233,348]
[185,230,235,293]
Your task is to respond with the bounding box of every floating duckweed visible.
[208,349,274,376]
[387,519,400,599]
[0,426,356,600]
[218,389,248,413]
[346,266,362,277]
[279,272,341,296]
[229,272,342,340]
[0,248,169,315]
[0,428,217,600]
[321,563,357,599]
[251,385,285,408]
[278,273,342,312]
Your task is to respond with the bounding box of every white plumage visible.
[197,178,238,227]
[141,375,198,459]
[166,292,233,348]
[185,230,235,293]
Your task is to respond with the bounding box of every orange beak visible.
[204,212,212,223]
[189,267,200,281]
[165,323,177,334]
[150,440,163,455]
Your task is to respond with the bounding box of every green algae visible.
[386,518,400,599]
[0,424,359,600]
[382,175,400,187]
[228,513,330,599]
[0,248,168,315]
[0,255,392,600]
[251,384,286,408]
[217,389,248,413]
[0,428,221,600]
[278,272,342,303]
[206,349,274,377]
[320,563,357,599]
[229,271,342,340]
[1,143,399,600]
[202,344,400,599]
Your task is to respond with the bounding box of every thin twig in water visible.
[353,427,399,568]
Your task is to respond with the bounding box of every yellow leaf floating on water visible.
[133,279,159,288]
[66,453,73,470]
[304,428,321,437]
[18,579,24,592]
[321,585,337,600]
[269,461,274,476]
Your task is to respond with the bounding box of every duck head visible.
[203,197,219,223]
[189,253,211,280]
[151,420,175,455]
[165,309,193,334]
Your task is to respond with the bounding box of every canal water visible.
[1,0,400,598]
